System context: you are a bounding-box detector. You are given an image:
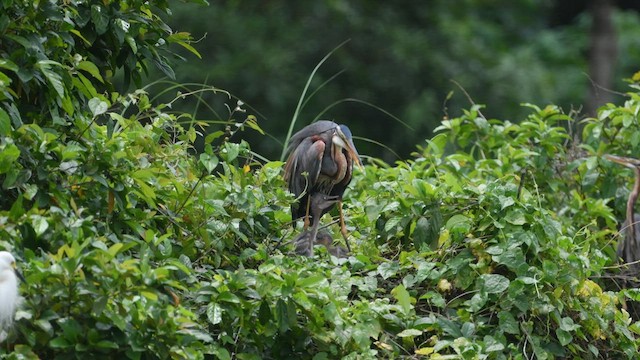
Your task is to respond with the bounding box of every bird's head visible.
[0,251,25,283]
[333,125,363,170]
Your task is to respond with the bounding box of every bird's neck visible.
[626,167,640,245]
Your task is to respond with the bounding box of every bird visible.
[315,231,349,258]
[0,251,24,334]
[294,227,349,258]
[284,121,363,256]
[605,154,640,272]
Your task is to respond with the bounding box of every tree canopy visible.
[159,0,640,161]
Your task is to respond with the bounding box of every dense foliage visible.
[2,0,640,359]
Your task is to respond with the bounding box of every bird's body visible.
[294,229,349,258]
[284,121,362,256]
[284,121,359,223]
[619,214,640,269]
[0,251,21,332]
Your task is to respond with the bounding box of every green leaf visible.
[559,317,580,331]
[153,57,176,80]
[91,4,109,35]
[125,36,138,54]
[0,59,18,72]
[391,284,413,314]
[480,274,510,294]
[0,143,20,174]
[484,335,505,352]
[206,303,223,325]
[397,328,422,337]
[140,290,158,301]
[30,215,49,236]
[77,61,104,83]
[89,97,108,117]
[200,153,219,174]
[499,195,515,209]
[378,261,399,280]
[276,299,290,332]
[0,107,12,136]
[504,208,526,225]
[498,311,519,335]
[437,317,463,338]
[245,115,265,135]
[37,60,65,98]
[217,291,241,304]
[556,328,572,346]
[446,214,472,233]
[297,274,326,288]
[258,301,271,325]
[224,142,240,162]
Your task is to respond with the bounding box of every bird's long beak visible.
[12,263,26,284]
[334,132,364,171]
[604,154,640,170]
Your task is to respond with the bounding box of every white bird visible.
[0,251,23,333]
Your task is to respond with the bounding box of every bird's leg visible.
[307,193,341,256]
[307,217,321,257]
[294,230,313,257]
[338,199,352,252]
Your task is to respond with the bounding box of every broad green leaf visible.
[556,328,572,346]
[107,243,124,257]
[0,71,11,88]
[397,328,422,337]
[206,303,223,325]
[258,301,271,325]
[275,299,290,332]
[38,61,65,98]
[464,292,487,312]
[217,291,241,304]
[30,215,49,236]
[141,290,158,301]
[391,284,413,314]
[91,4,109,34]
[89,97,108,117]
[378,261,399,280]
[480,274,510,294]
[498,311,519,335]
[77,61,104,83]
[504,208,526,225]
[297,274,326,288]
[200,153,219,174]
[437,317,462,338]
[0,142,19,174]
[0,59,18,72]
[484,335,505,352]
[446,214,472,233]
[224,142,240,162]
[125,36,137,54]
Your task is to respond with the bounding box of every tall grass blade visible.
[280,39,350,161]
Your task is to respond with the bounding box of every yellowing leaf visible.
[577,279,602,298]
[437,279,452,293]
[141,290,158,301]
[375,341,393,351]
[415,347,434,356]
[108,243,124,257]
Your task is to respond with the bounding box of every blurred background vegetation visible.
[145,0,640,162]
